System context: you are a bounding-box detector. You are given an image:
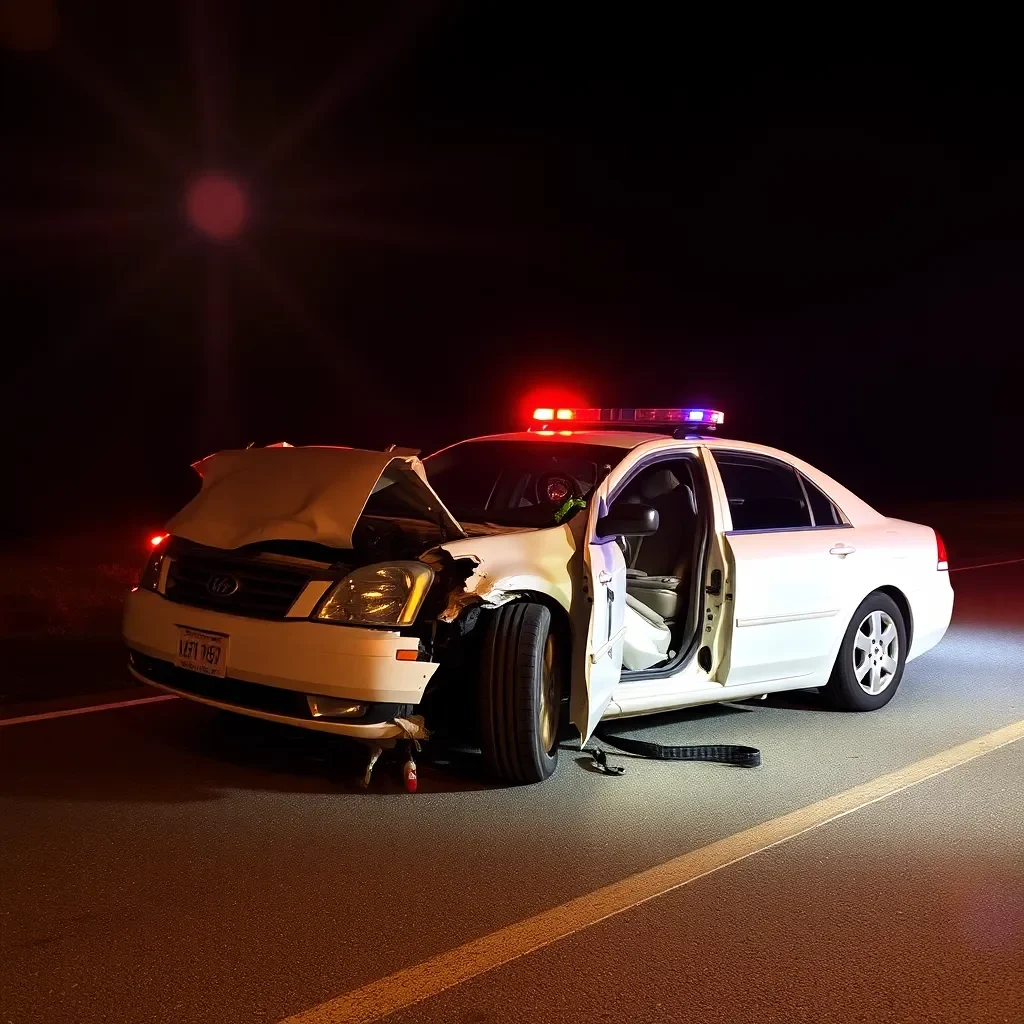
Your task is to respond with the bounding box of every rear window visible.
[800,474,842,527]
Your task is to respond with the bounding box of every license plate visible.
[175,627,228,678]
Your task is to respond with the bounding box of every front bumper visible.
[122,587,440,737]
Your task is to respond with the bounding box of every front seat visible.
[623,468,698,624]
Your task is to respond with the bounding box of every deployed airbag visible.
[622,592,673,671]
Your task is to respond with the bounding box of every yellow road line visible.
[280,718,1024,1024]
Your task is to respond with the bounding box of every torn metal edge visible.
[421,547,523,623]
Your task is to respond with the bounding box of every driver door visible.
[572,494,627,744]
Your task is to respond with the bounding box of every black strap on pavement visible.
[585,728,761,775]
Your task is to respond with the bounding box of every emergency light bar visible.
[531,407,724,428]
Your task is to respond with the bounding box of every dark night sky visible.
[2,1,1022,533]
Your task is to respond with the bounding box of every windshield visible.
[423,440,628,528]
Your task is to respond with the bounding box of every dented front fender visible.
[423,524,578,622]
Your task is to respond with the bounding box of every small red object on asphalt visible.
[403,757,418,793]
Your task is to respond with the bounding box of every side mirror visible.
[596,502,659,540]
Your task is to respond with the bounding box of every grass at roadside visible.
[1,528,146,704]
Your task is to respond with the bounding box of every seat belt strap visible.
[585,729,761,774]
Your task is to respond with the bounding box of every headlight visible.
[315,561,433,627]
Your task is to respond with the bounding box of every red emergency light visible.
[532,407,576,421]
[531,407,724,428]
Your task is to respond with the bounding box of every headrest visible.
[681,483,696,514]
[640,469,681,501]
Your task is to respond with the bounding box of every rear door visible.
[710,451,857,686]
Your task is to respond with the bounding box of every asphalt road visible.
[2,562,1022,1024]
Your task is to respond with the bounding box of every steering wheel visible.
[534,471,581,507]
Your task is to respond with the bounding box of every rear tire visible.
[825,592,907,711]
[478,602,562,783]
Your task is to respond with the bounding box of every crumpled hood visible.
[166,446,464,551]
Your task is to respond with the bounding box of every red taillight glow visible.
[150,533,168,548]
[935,529,949,570]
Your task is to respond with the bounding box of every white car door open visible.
[573,498,627,744]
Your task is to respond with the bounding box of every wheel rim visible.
[538,633,560,752]
[852,609,899,695]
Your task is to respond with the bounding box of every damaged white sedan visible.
[123,408,954,783]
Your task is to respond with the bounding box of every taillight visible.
[934,529,948,571]
[139,538,169,591]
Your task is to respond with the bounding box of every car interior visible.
[423,441,622,530]
[613,457,707,673]
[424,442,708,673]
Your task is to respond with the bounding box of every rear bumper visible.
[907,573,955,661]
[122,588,440,734]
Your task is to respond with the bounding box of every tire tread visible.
[478,602,556,783]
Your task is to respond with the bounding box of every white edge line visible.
[0,693,178,727]
[950,557,1024,572]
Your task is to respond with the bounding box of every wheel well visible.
[515,592,574,658]
[435,594,573,742]
[458,593,573,661]
[876,585,913,648]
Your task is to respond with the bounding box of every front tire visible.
[825,592,907,711]
[478,602,562,783]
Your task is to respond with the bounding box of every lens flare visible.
[185,173,247,240]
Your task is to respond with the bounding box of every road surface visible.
[2,561,1022,1023]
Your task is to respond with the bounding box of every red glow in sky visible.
[185,173,247,240]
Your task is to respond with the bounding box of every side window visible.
[800,474,841,527]
[713,453,812,531]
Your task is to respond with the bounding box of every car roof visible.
[446,430,818,462]
[447,430,669,449]
[432,429,883,523]
[442,430,793,453]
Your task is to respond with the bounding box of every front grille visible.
[164,552,310,619]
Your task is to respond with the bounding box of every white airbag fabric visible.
[621,595,672,671]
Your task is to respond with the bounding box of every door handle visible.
[598,569,613,584]
[829,543,856,557]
